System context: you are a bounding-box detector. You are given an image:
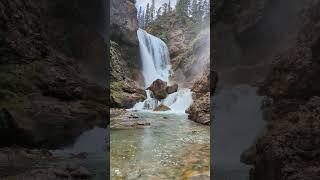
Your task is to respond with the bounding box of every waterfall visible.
[130,29,193,113]
[137,29,171,87]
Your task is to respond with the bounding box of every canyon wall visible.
[110,0,147,108]
[0,0,108,148]
[241,1,320,179]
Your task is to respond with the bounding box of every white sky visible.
[135,0,177,11]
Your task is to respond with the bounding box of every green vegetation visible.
[110,40,121,64]
[111,81,126,98]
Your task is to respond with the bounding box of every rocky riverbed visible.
[110,109,210,179]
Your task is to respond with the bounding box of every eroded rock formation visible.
[240,1,320,179]
[0,0,108,148]
[110,0,146,108]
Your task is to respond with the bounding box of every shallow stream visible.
[110,112,210,179]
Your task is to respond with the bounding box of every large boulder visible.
[166,84,179,94]
[147,79,179,100]
[147,79,169,100]
[111,80,147,108]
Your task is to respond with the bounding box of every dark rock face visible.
[110,0,139,45]
[110,0,141,79]
[110,0,145,108]
[6,163,92,180]
[0,0,107,148]
[186,69,216,125]
[0,147,54,162]
[240,1,320,180]
[111,80,147,108]
[166,84,179,94]
[154,104,171,111]
[214,0,306,86]
[147,79,179,100]
[148,79,169,100]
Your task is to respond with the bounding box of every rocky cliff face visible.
[0,0,107,148]
[110,0,146,108]
[186,68,217,125]
[240,1,320,179]
[214,0,306,86]
[148,11,213,124]
[149,12,210,85]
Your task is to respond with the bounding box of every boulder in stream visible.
[147,79,168,100]
[147,79,179,100]
[166,83,178,94]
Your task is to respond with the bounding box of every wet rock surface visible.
[187,70,216,125]
[147,79,179,100]
[147,79,170,100]
[110,0,145,108]
[110,109,151,129]
[154,104,171,112]
[0,0,108,148]
[241,1,320,179]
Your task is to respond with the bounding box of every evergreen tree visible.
[168,0,172,13]
[156,7,162,18]
[176,0,191,19]
[198,0,204,20]
[191,0,198,19]
[142,11,145,28]
[151,0,155,21]
[138,6,143,27]
[145,3,150,26]
[162,3,168,15]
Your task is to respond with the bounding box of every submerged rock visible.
[154,104,171,111]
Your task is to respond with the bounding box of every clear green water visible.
[110,112,210,179]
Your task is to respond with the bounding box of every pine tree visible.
[142,11,145,28]
[156,7,162,18]
[151,0,155,21]
[145,3,150,26]
[186,0,191,15]
[162,3,168,15]
[138,6,143,27]
[168,0,172,13]
[176,0,191,19]
[191,0,198,19]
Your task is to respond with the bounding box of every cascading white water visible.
[137,29,171,87]
[131,29,193,113]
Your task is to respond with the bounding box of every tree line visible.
[138,0,209,29]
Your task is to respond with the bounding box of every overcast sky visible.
[135,0,177,11]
